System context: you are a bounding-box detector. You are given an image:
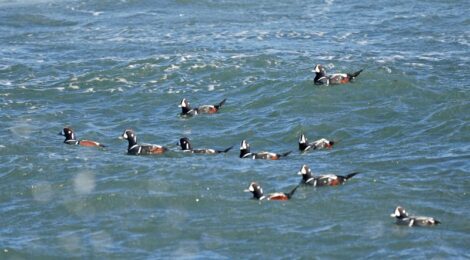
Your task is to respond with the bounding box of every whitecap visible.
[68,84,80,90]
[230,54,253,59]
[314,55,335,61]
[107,87,123,93]
[234,31,249,37]
[191,64,207,70]
[375,55,406,64]
[167,88,180,94]
[382,66,392,74]
[0,80,11,87]
[88,77,105,82]
[356,40,369,46]
[116,77,128,84]
[405,62,433,68]
[164,64,180,72]
[335,32,353,40]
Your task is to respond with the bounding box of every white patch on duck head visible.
[179,98,188,108]
[391,206,406,217]
[299,134,307,144]
[121,129,134,140]
[298,164,309,175]
[314,64,322,73]
[244,182,256,192]
[121,132,128,139]
[62,128,75,139]
[240,140,249,150]
[62,127,72,134]
[182,139,191,150]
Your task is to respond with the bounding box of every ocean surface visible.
[1,0,469,258]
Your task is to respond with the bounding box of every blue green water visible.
[1,0,469,258]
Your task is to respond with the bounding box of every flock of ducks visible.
[59,65,440,227]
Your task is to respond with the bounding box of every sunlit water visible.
[0,0,469,258]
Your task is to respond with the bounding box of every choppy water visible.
[1,0,469,258]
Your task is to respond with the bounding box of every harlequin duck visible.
[179,137,233,154]
[390,206,441,227]
[298,133,334,152]
[297,164,359,186]
[244,182,300,201]
[119,129,168,155]
[179,98,227,116]
[59,127,106,148]
[239,140,291,160]
[314,64,363,85]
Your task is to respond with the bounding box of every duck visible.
[297,164,359,186]
[179,98,227,116]
[390,206,441,227]
[298,133,334,151]
[239,139,291,160]
[119,129,167,155]
[179,137,233,154]
[244,182,300,201]
[314,64,363,85]
[59,127,105,148]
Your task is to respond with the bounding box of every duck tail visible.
[99,143,107,148]
[281,151,292,157]
[286,184,300,199]
[215,98,227,109]
[345,172,360,180]
[348,69,363,79]
[221,145,234,153]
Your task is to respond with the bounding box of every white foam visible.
[230,54,254,59]
[164,64,180,72]
[190,64,208,70]
[116,77,128,84]
[405,62,433,68]
[68,84,80,90]
[0,80,12,86]
[376,55,406,64]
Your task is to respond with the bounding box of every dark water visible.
[0,0,469,258]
